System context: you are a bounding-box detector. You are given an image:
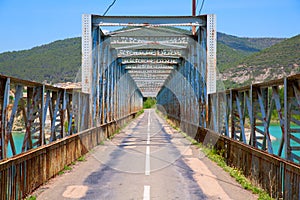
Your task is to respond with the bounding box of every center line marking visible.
[145,146,150,175]
[147,111,150,144]
[145,110,151,175]
[143,185,150,200]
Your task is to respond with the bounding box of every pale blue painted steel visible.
[43,90,51,142]
[1,78,10,159]
[257,88,273,154]
[62,89,67,138]
[92,26,99,127]
[235,92,247,143]
[208,75,300,163]
[92,15,206,26]
[50,91,61,142]
[6,84,23,156]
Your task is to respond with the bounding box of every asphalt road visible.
[34,109,258,200]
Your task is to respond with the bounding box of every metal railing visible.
[0,113,136,199]
[158,74,300,199]
[209,74,300,163]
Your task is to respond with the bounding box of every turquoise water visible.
[7,132,39,158]
[7,132,26,158]
[7,126,300,158]
[265,125,300,157]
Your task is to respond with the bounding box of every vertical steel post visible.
[82,14,92,95]
[41,85,45,145]
[91,26,98,127]
[192,0,196,34]
[6,85,23,156]
[1,78,10,158]
[284,78,290,160]
[206,14,217,127]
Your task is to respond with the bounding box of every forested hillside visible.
[0,37,81,84]
[0,32,289,85]
[221,34,300,88]
[217,32,284,54]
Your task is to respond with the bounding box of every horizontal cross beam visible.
[91,15,206,27]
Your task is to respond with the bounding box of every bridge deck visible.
[34,109,257,200]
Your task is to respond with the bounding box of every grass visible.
[108,127,121,140]
[181,132,272,200]
[77,156,86,162]
[58,165,73,175]
[137,109,144,116]
[26,196,36,200]
[156,109,274,200]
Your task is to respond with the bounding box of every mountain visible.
[217,32,285,53]
[217,42,249,72]
[216,33,285,72]
[221,34,300,88]
[0,37,81,84]
[0,32,288,85]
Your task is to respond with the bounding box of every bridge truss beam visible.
[157,15,216,129]
[0,75,88,160]
[91,15,206,27]
[209,74,300,163]
[82,14,216,129]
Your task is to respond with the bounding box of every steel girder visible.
[125,64,175,70]
[82,14,216,135]
[285,77,300,162]
[117,49,185,57]
[0,75,82,160]
[146,16,216,134]
[82,14,216,101]
[82,23,143,127]
[121,57,180,65]
[209,75,300,163]
[91,15,206,27]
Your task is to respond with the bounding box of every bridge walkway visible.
[34,109,257,200]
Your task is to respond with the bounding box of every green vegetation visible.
[156,108,272,199]
[217,42,249,72]
[240,35,299,70]
[58,165,72,175]
[109,128,121,140]
[217,32,284,54]
[137,109,144,116]
[0,32,286,86]
[179,131,272,200]
[26,196,36,200]
[0,31,296,95]
[0,37,81,84]
[77,156,86,162]
[143,97,156,109]
[203,148,272,200]
[222,34,300,89]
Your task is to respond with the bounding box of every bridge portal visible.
[81,15,217,129]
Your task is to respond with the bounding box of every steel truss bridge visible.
[0,14,300,199]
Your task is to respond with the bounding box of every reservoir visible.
[7,125,300,159]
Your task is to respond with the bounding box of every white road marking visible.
[147,111,150,144]
[145,146,150,175]
[145,110,151,175]
[147,111,150,132]
[143,185,150,200]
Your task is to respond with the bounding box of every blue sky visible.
[0,0,299,53]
